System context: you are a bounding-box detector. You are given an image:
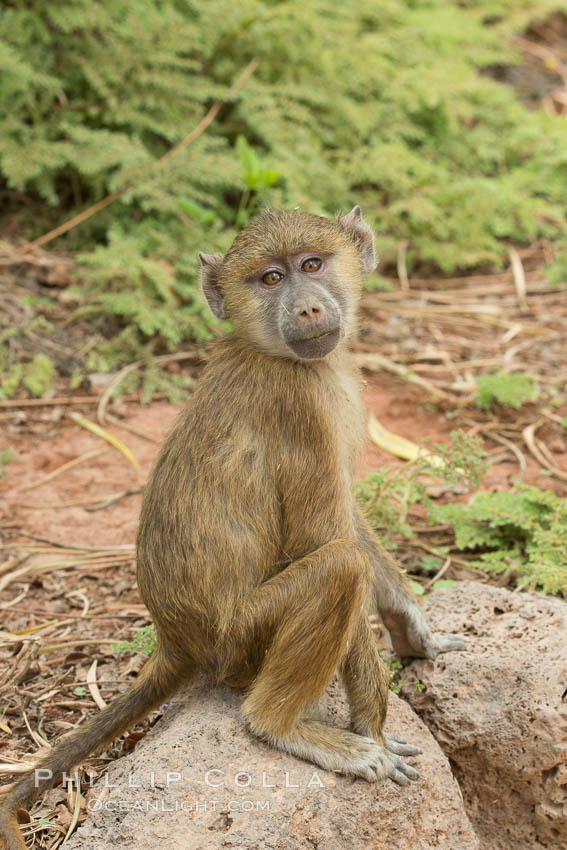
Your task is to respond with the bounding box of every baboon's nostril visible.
[299,306,321,318]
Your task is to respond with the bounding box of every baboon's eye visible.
[302,257,322,273]
[262,270,283,285]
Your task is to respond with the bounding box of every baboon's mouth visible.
[287,328,340,360]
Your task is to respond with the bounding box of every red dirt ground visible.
[1,375,563,555]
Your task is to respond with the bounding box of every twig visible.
[540,408,567,426]
[16,448,108,494]
[85,488,143,512]
[0,550,135,592]
[485,431,527,480]
[23,711,51,750]
[0,763,34,776]
[354,352,454,399]
[1,531,135,550]
[66,590,90,617]
[425,557,451,590]
[61,773,83,846]
[0,392,168,410]
[0,395,98,409]
[0,644,29,691]
[523,421,567,484]
[508,247,528,313]
[86,660,107,710]
[105,414,159,443]
[11,489,142,510]
[411,539,480,570]
[41,639,118,653]
[21,59,259,251]
[396,239,410,293]
[0,556,134,592]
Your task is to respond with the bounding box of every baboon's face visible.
[242,249,347,360]
[199,207,376,361]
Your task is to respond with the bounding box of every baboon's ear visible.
[339,205,377,274]
[198,252,227,319]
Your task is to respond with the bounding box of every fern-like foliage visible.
[430,486,567,594]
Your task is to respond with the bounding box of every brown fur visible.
[0,207,463,849]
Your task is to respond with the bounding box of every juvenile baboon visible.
[0,206,464,849]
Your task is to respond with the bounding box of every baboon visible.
[0,206,464,849]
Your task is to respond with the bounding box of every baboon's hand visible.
[411,631,467,659]
[397,628,466,660]
[383,605,466,659]
[432,633,466,655]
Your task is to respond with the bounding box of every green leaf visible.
[178,197,217,225]
[236,135,263,189]
[433,579,459,591]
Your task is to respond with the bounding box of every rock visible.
[66,679,478,850]
[401,581,567,850]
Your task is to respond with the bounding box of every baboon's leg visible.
[341,614,423,766]
[236,540,421,784]
[341,613,390,739]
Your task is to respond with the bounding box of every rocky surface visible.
[402,581,567,850]
[66,679,478,850]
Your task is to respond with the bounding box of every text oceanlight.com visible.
[88,799,273,813]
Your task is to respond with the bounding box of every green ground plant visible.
[475,371,539,410]
[430,486,567,594]
[2,0,567,384]
[112,624,158,657]
[0,353,55,399]
[385,658,425,695]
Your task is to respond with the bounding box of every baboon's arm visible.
[354,508,465,658]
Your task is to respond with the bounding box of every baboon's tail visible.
[0,647,185,850]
